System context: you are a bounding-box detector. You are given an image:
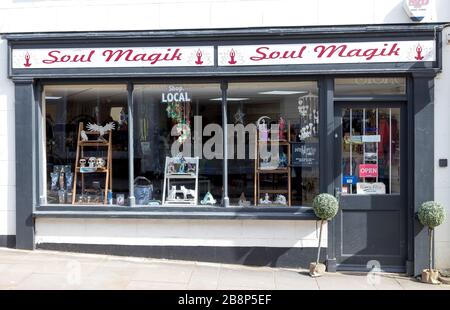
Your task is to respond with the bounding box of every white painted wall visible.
[0,0,449,269]
[35,218,325,248]
[0,0,447,33]
[434,27,450,269]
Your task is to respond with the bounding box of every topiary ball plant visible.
[310,193,339,276]
[418,201,445,229]
[312,193,339,220]
[418,201,446,281]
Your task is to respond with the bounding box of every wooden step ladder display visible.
[72,122,113,204]
[254,121,291,206]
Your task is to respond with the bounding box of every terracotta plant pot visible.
[309,262,326,277]
[421,269,440,284]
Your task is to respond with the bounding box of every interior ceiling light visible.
[45,96,62,100]
[258,90,308,95]
[209,97,249,101]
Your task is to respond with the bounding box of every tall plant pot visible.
[309,194,338,278]
[418,202,446,284]
[421,269,440,284]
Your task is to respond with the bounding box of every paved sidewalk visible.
[0,248,449,290]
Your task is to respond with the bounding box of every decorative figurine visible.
[260,193,272,204]
[88,157,97,168]
[96,157,106,168]
[168,185,177,200]
[257,116,270,141]
[201,192,216,205]
[79,158,86,167]
[59,167,65,191]
[119,107,127,126]
[86,122,115,141]
[238,192,250,207]
[278,151,288,168]
[279,116,286,140]
[80,130,89,142]
[178,159,186,173]
[50,172,59,191]
[180,186,195,200]
[186,163,196,174]
[167,162,176,174]
[274,194,287,205]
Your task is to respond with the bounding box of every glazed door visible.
[334,102,407,272]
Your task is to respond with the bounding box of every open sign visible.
[359,164,378,178]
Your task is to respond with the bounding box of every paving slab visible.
[187,264,220,290]
[218,266,275,290]
[1,248,450,290]
[131,263,194,284]
[127,280,187,290]
[275,270,319,290]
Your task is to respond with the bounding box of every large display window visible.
[44,85,129,205]
[226,81,319,207]
[133,83,223,206]
[43,80,321,208]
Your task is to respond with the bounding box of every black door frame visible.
[325,74,436,276]
[333,101,407,272]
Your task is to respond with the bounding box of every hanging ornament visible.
[166,101,183,123]
[176,122,191,144]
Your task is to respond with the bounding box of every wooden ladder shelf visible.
[72,122,113,205]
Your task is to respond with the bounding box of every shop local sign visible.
[12,46,214,69]
[162,86,191,103]
[403,0,432,22]
[218,40,435,66]
[359,164,378,178]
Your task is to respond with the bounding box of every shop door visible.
[334,102,407,272]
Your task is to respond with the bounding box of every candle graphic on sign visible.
[195,49,203,65]
[228,49,237,65]
[24,52,32,67]
[415,44,424,61]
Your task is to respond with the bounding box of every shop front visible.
[4,24,442,275]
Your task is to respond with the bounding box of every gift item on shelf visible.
[86,122,115,141]
[162,156,199,205]
[259,193,272,204]
[96,157,106,168]
[201,191,217,205]
[275,194,287,205]
[257,116,270,141]
[279,116,287,140]
[238,192,250,207]
[88,157,96,168]
[134,176,153,205]
[80,130,88,142]
[297,93,319,141]
[278,151,288,168]
[65,172,73,192]
[50,172,59,191]
[254,121,291,206]
[116,194,125,206]
[72,122,113,205]
[49,165,74,204]
[58,167,65,190]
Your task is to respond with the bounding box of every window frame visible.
[35,75,408,219]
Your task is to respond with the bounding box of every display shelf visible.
[162,156,199,205]
[254,121,291,207]
[72,122,112,205]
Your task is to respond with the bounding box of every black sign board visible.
[291,142,319,167]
